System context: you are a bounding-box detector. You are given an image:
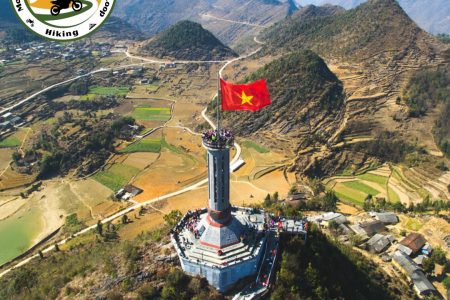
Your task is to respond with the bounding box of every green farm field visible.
[241,140,269,153]
[326,168,401,207]
[89,86,130,96]
[119,138,161,153]
[93,164,140,191]
[131,107,171,121]
[0,136,20,148]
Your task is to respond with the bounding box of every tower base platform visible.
[171,207,268,292]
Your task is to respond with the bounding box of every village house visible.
[399,233,427,255]
[371,212,398,224]
[365,233,395,253]
[309,212,347,228]
[392,251,437,298]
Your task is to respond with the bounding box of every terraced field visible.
[325,165,395,206]
[0,169,37,191]
[326,163,450,207]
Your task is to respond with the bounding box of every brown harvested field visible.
[0,149,13,170]
[337,202,362,215]
[251,169,291,198]
[169,101,211,128]
[418,216,450,250]
[0,169,37,190]
[122,152,160,169]
[69,179,124,221]
[132,149,206,203]
[164,127,203,155]
[163,186,208,214]
[118,210,165,241]
[230,181,268,206]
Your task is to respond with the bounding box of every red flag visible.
[220,78,271,111]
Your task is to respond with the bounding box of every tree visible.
[97,220,103,236]
[442,276,450,290]
[11,152,21,164]
[11,268,37,294]
[122,214,129,224]
[264,194,272,207]
[38,250,44,259]
[163,210,182,226]
[54,242,60,252]
[422,258,435,275]
[322,191,338,212]
[431,248,447,265]
[289,185,298,195]
[273,191,279,202]
[363,195,372,211]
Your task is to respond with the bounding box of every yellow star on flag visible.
[240,90,253,105]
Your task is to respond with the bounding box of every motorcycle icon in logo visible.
[50,0,83,16]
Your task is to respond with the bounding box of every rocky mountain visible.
[113,0,297,45]
[218,50,345,172]
[298,0,450,34]
[229,0,449,177]
[137,20,237,60]
[94,17,145,41]
[263,0,440,59]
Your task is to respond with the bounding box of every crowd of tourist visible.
[202,129,234,147]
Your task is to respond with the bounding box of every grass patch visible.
[93,164,140,191]
[242,140,269,153]
[357,173,388,186]
[387,187,400,203]
[131,107,171,121]
[404,217,423,231]
[161,137,183,155]
[0,136,21,148]
[343,181,380,196]
[88,86,130,96]
[78,93,98,101]
[144,84,159,91]
[119,138,161,153]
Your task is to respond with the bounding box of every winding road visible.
[0,26,263,278]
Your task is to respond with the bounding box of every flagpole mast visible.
[217,69,221,132]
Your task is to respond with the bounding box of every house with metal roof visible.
[400,233,426,255]
[365,233,395,253]
[360,220,385,236]
[392,251,437,298]
[373,212,398,224]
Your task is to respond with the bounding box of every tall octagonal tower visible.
[170,129,268,292]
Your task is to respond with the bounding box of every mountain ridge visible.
[137,20,238,60]
[298,0,450,34]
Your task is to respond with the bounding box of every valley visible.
[0,0,449,298]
